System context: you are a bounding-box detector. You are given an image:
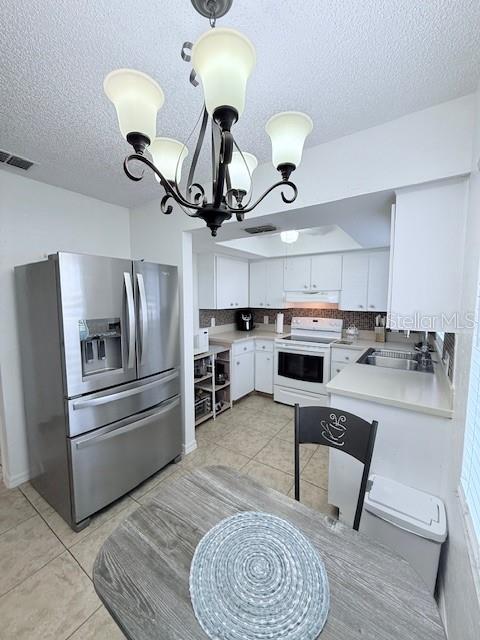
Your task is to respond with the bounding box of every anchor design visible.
[320,413,347,447]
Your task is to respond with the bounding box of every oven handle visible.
[275,345,328,355]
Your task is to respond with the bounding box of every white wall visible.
[129,200,203,456]
[0,171,131,487]
[245,94,474,219]
[438,89,480,639]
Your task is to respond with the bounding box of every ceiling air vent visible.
[244,224,277,235]
[0,150,35,171]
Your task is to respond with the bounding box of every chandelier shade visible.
[103,69,165,143]
[228,151,258,193]
[266,111,313,169]
[149,137,188,183]
[192,28,256,117]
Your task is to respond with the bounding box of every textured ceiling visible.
[1,0,479,207]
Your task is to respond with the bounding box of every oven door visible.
[274,345,330,394]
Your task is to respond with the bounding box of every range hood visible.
[284,290,340,304]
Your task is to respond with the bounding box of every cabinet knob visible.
[312,284,317,288]
[304,285,308,288]
[260,303,264,306]
[243,347,247,351]
[359,304,364,309]
[235,303,239,306]
[236,361,240,366]
[345,356,350,360]
[267,357,271,361]
[266,303,270,307]
[262,345,265,349]
[230,303,234,307]
[369,305,375,309]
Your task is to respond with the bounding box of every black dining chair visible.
[294,404,378,531]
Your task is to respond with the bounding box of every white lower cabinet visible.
[255,351,273,394]
[232,351,255,400]
[330,361,348,378]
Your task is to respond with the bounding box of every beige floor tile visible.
[253,437,316,476]
[129,462,179,500]
[0,552,99,640]
[243,460,295,496]
[0,514,64,597]
[70,501,138,578]
[69,606,125,639]
[181,441,250,472]
[217,425,272,458]
[288,480,338,518]
[0,487,36,536]
[276,420,295,443]
[227,410,290,438]
[19,481,52,514]
[261,401,294,422]
[194,416,234,443]
[42,494,137,548]
[301,447,329,490]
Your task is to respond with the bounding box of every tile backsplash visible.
[199,307,380,330]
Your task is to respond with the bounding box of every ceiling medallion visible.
[104,0,313,236]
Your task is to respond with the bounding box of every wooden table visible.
[93,466,446,640]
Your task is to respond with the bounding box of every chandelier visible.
[104,0,313,236]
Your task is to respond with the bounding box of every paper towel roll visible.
[276,313,284,334]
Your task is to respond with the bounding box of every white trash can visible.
[360,475,447,593]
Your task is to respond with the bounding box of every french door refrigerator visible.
[15,252,182,530]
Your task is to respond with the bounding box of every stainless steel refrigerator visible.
[15,252,182,530]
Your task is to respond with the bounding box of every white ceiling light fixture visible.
[280,230,299,244]
[103,0,313,236]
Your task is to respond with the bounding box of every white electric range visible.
[274,317,343,406]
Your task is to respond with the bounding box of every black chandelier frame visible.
[121,0,300,236]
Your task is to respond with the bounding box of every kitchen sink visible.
[365,354,419,370]
[358,348,434,373]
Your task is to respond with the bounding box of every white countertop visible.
[327,342,454,419]
[209,328,290,345]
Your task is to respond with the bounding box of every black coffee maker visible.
[236,309,254,331]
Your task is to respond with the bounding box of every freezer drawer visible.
[67,368,180,437]
[69,395,182,523]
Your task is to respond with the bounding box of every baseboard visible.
[3,467,30,489]
[183,439,197,456]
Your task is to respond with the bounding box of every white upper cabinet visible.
[340,251,390,311]
[310,254,343,291]
[249,261,266,308]
[340,253,369,310]
[265,259,285,307]
[388,179,468,331]
[284,256,311,291]
[367,251,390,311]
[284,254,342,292]
[197,254,249,309]
[249,259,285,308]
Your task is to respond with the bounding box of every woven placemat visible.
[189,511,330,639]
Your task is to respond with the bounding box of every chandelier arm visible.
[124,154,205,211]
[213,130,234,208]
[229,180,298,215]
[186,106,209,203]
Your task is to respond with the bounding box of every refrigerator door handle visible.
[124,271,136,369]
[74,396,180,449]
[137,272,149,365]
[72,369,179,410]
